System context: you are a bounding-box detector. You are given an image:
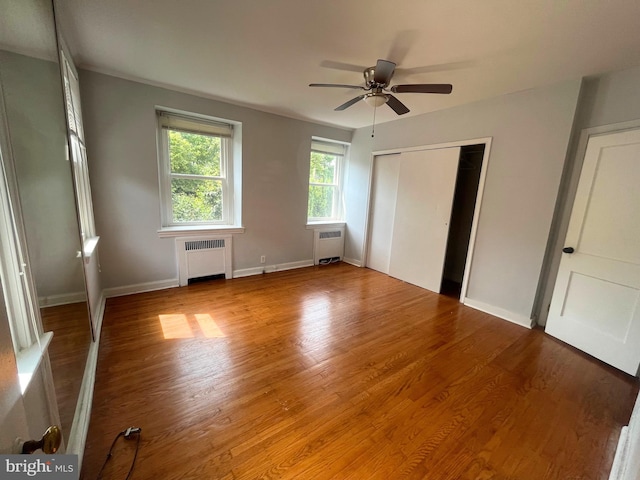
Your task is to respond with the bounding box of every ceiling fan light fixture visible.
[364,94,388,108]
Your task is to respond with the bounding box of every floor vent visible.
[176,235,232,286]
[313,227,345,265]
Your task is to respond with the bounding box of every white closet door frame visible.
[363,137,492,302]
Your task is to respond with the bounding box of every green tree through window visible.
[307,139,347,221]
[308,152,337,218]
[169,131,223,222]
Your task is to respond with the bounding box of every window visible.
[0,110,49,392]
[307,138,348,222]
[61,48,96,243]
[157,110,237,227]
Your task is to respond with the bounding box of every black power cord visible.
[96,427,142,480]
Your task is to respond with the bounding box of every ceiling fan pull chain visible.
[371,103,377,138]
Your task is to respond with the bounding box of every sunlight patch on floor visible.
[159,313,226,339]
[160,314,193,339]
[195,313,226,338]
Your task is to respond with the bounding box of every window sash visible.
[308,138,347,222]
[158,113,233,226]
[308,184,339,221]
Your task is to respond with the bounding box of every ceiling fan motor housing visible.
[364,65,392,88]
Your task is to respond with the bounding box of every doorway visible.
[441,145,485,298]
[365,139,489,301]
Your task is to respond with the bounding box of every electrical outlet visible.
[260,255,266,264]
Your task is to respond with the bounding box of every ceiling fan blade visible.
[319,60,365,73]
[386,95,410,115]
[335,95,366,111]
[386,30,419,67]
[390,84,453,94]
[309,83,366,90]
[374,59,396,85]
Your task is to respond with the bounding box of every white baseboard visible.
[233,266,266,278]
[463,298,534,329]
[609,392,640,480]
[103,279,179,298]
[342,257,362,267]
[610,426,630,480]
[233,260,314,278]
[38,291,87,308]
[66,290,106,469]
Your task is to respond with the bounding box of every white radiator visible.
[176,235,232,285]
[313,227,345,265]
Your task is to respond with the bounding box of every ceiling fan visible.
[309,59,453,115]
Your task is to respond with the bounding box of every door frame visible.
[362,136,492,303]
[536,118,640,326]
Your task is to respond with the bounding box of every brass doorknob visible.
[21,425,61,454]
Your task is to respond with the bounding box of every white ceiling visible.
[57,0,640,129]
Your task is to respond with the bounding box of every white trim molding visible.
[342,257,363,267]
[233,260,314,278]
[463,298,534,329]
[610,392,640,480]
[103,279,179,298]
[38,291,87,308]
[65,290,105,468]
[158,226,244,238]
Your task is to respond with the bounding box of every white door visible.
[388,148,460,292]
[546,128,640,376]
[366,154,400,274]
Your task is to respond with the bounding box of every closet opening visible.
[440,144,485,298]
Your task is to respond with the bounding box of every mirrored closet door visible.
[0,0,92,446]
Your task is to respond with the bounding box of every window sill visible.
[83,236,100,263]
[16,331,53,394]
[158,225,245,238]
[306,222,346,230]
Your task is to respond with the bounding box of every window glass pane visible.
[309,152,336,184]
[169,131,221,176]
[308,185,334,218]
[171,178,223,222]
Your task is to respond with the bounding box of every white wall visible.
[579,65,640,129]
[78,71,352,290]
[345,80,582,324]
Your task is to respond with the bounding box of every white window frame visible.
[60,46,97,247]
[157,110,236,227]
[0,86,51,393]
[307,137,348,223]
[0,152,38,352]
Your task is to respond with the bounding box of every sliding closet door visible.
[388,148,460,292]
[366,154,400,274]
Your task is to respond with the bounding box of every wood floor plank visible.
[80,263,638,479]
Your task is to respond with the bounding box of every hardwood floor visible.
[41,302,92,444]
[80,263,638,479]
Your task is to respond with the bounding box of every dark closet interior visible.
[441,144,485,298]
